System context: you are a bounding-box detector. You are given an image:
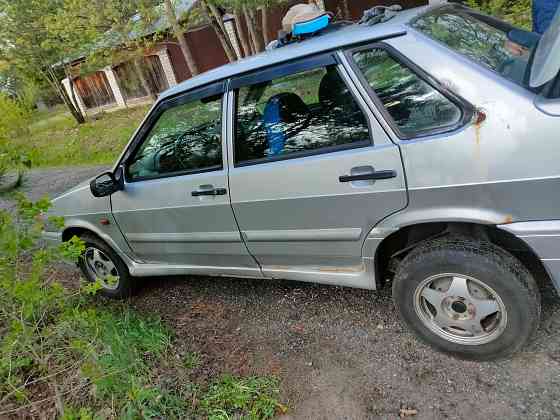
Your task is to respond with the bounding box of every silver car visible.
[46,4,560,360]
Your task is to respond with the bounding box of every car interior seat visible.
[319,67,365,125]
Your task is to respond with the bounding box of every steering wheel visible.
[173,128,216,169]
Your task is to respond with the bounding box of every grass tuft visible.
[202,375,285,420]
[11,105,150,168]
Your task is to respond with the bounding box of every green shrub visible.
[0,195,285,419]
[0,94,32,190]
[0,195,181,417]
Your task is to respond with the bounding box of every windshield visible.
[411,6,539,90]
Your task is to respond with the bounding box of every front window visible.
[411,6,538,89]
[127,94,223,181]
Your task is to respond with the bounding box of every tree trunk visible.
[44,66,85,124]
[233,10,250,57]
[67,77,82,116]
[204,1,238,61]
[164,0,199,76]
[133,58,156,101]
[243,6,264,53]
[342,0,351,21]
[261,7,271,46]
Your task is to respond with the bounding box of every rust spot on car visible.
[503,215,513,224]
[268,264,364,273]
[473,110,486,146]
[319,264,364,273]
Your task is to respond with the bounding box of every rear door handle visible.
[339,170,397,183]
[191,187,227,196]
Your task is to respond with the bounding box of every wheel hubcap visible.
[84,247,120,290]
[413,273,507,345]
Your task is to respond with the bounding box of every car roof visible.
[159,5,430,101]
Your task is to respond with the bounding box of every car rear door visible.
[226,53,407,283]
[110,82,260,277]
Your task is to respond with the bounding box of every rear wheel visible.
[392,237,540,360]
[77,233,135,299]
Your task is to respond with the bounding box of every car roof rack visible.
[358,5,403,26]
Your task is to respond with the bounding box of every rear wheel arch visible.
[373,221,554,293]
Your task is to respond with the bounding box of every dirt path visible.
[5,166,560,419]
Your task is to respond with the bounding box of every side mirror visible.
[90,171,123,197]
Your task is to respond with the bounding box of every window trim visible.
[231,54,375,168]
[122,82,226,183]
[344,42,475,141]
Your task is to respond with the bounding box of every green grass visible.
[202,375,285,420]
[11,105,150,168]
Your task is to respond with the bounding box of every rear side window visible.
[352,48,462,138]
[411,6,536,89]
[127,95,222,181]
[234,65,371,164]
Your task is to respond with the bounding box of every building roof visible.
[57,0,197,66]
[129,0,198,40]
[159,5,429,101]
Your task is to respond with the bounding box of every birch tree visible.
[163,0,200,75]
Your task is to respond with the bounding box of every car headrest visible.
[263,92,310,124]
[319,68,354,109]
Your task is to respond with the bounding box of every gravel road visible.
[4,166,560,419]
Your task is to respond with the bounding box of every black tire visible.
[77,233,136,299]
[392,236,541,361]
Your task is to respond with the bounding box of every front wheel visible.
[392,237,541,360]
[77,233,136,299]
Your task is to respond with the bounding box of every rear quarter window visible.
[351,47,463,138]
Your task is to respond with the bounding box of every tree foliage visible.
[0,0,87,123]
[467,0,532,30]
[0,94,32,191]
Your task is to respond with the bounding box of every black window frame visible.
[120,81,226,183]
[344,42,475,141]
[231,52,375,168]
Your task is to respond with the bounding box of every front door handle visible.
[339,170,397,183]
[191,187,227,196]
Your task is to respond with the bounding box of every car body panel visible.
[49,183,136,264]
[226,62,407,281]
[46,4,560,293]
[498,220,560,291]
[110,91,259,273]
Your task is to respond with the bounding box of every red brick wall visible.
[164,26,230,83]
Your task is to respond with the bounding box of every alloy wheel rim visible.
[84,247,120,290]
[413,273,507,345]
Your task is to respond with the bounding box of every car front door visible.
[226,53,407,285]
[111,82,259,276]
